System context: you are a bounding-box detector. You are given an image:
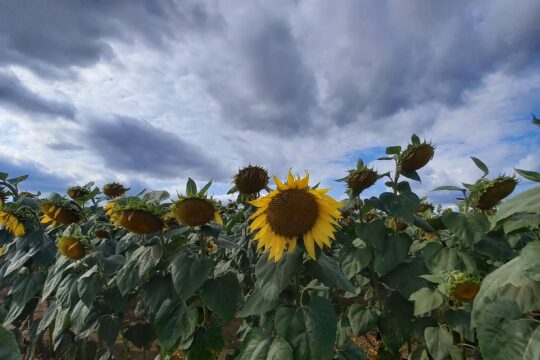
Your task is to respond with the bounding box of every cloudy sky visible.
[0,0,539,203]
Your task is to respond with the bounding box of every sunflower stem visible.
[199,232,207,258]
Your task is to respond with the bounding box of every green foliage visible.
[0,137,539,359]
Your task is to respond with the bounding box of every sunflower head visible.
[419,229,438,241]
[399,135,435,172]
[417,201,435,213]
[338,159,380,196]
[162,212,179,229]
[57,236,86,260]
[249,171,342,262]
[230,165,270,196]
[103,182,128,198]
[67,186,90,200]
[106,198,164,234]
[173,178,223,227]
[206,239,218,254]
[363,212,380,223]
[470,176,518,210]
[0,206,25,237]
[40,197,80,226]
[449,272,481,302]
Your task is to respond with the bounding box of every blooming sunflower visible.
[0,208,25,237]
[40,201,80,226]
[249,171,342,262]
[57,236,86,260]
[105,200,164,234]
[173,178,223,227]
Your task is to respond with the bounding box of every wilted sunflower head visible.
[67,186,90,200]
[249,171,342,262]
[106,198,164,234]
[338,159,379,195]
[162,212,179,229]
[399,135,435,172]
[173,178,223,227]
[231,165,270,195]
[0,206,25,237]
[57,236,86,260]
[40,198,80,226]
[449,272,481,302]
[470,176,518,210]
[103,182,128,198]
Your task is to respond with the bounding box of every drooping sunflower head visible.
[57,236,86,261]
[173,178,223,227]
[40,197,80,226]
[105,198,164,234]
[470,176,518,210]
[249,171,342,262]
[67,186,90,200]
[449,272,481,302]
[0,206,25,237]
[338,159,379,196]
[103,182,128,198]
[162,212,179,229]
[399,135,435,172]
[230,165,270,196]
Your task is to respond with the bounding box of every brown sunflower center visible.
[452,282,480,301]
[266,189,319,237]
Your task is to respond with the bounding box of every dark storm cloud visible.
[86,116,227,180]
[0,0,222,78]
[0,158,73,194]
[202,15,318,136]
[0,71,75,118]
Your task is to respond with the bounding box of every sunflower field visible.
[1,135,539,360]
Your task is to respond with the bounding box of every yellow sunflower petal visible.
[273,176,288,191]
[214,211,223,225]
[303,231,316,259]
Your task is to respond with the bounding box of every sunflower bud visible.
[399,141,435,172]
[449,272,481,302]
[103,182,128,198]
[470,176,517,210]
[57,236,86,260]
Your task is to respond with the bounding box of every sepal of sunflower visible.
[0,208,25,236]
[249,171,342,262]
[40,201,80,225]
[470,176,518,210]
[398,136,435,172]
[57,236,86,261]
[448,271,481,302]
